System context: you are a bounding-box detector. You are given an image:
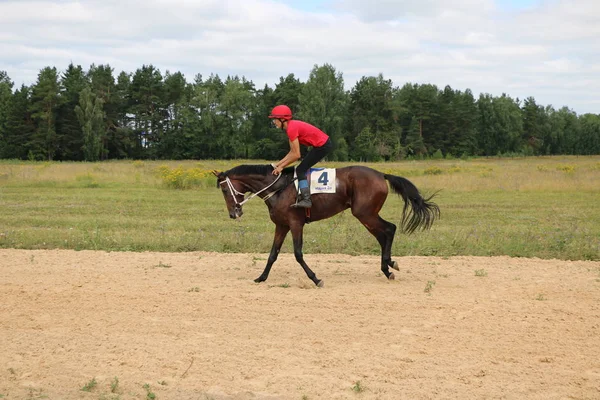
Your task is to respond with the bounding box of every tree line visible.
[0,63,598,162]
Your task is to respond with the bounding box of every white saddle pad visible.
[294,167,336,194]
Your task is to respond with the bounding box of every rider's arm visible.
[275,139,301,168]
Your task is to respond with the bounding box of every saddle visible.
[293,167,337,223]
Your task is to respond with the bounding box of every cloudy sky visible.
[1,0,599,114]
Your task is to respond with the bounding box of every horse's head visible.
[213,170,245,219]
[214,164,286,219]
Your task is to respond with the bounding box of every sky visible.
[1,0,599,114]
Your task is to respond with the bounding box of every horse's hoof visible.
[390,261,399,271]
[316,280,324,288]
[254,277,265,283]
[388,272,395,280]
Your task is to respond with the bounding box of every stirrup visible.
[291,199,312,209]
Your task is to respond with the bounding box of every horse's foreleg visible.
[290,225,323,287]
[255,224,289,283]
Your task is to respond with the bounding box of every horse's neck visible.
[238,175,276,193]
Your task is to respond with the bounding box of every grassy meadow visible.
[0,156,599,260]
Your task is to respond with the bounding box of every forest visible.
[0,63,598,161]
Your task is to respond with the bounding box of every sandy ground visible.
[1,250,599,400]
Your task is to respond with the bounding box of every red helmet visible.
[269,105,292,120]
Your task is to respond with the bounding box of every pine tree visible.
[30,67,62,160]
[88,64,117,159]
[57,63,88,160]
[2,85,35,159]
[75,87,105,161]
[0,71,14,156]
[106,71,136,159]
[405,116,426,157]
[129,64,164,156]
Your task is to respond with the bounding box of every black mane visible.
[226,164,273,176]
[225,164,295,177]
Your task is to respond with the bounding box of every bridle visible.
[219,173,283,210]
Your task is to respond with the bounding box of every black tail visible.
[384,174,440,234]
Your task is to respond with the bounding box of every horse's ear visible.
[211,170,220,177]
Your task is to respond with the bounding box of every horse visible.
[213,164,439,287]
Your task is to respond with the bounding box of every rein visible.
[219,173,284,208]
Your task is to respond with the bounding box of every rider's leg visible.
[292,139,333,209]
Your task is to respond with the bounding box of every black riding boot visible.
[291,187,312,209]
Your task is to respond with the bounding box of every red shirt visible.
[286,120,329,147]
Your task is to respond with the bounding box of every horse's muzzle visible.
[230,205,243,219]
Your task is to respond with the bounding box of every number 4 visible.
[317,171,329,186]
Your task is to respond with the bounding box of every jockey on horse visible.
[269,105,333,209]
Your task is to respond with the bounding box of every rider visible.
[269,105,333,209]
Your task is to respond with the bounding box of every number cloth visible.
[294,168,337,194]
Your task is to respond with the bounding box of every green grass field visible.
[0,156,599,260]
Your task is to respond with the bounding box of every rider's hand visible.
[273,166,283,175]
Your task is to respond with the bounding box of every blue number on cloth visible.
[317,172,329,186]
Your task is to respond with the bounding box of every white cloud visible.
[0,0,598,113]
[332,0,495,20]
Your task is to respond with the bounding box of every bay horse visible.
[213,164,439,287]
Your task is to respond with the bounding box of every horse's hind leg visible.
[290,224,323,287]
[385,219,399,271]
[356,214,397,280]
